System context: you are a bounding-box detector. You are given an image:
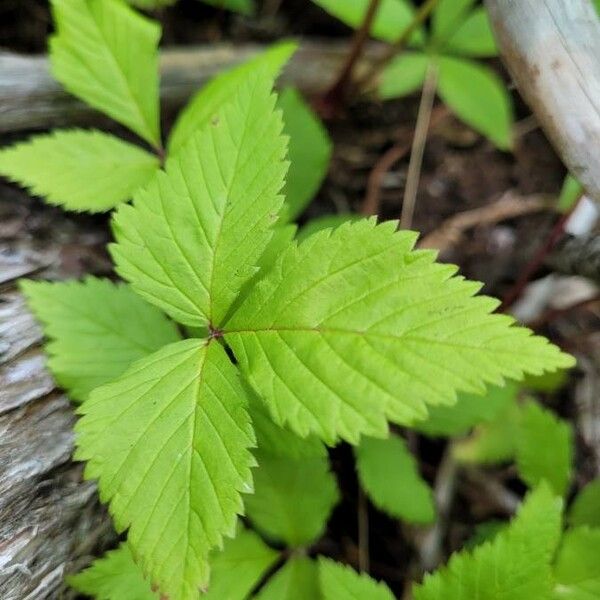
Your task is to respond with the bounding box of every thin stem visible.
[357,486,370,573]
[401,63,438,229]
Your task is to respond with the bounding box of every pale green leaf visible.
[557,175,583,214]
[75,339,256,599]
[244,450,339,547]
[568,479,600,528]
[68,543,156,600]
[413,382,518,438]
[50,0,161,146]
[196,0,254,15]
[225,219,573,444]
[20,277,180,402]
[444,8,497,57]
[432,0,476,42]
[355,435,435,524]
[278,87,332,221]
[516,402,573,496]
[437,56,513,150]
[112,72,288,328]
[0,130,158,212]
[296,213,360,242]
[554,527,600,599]
[379,52,429,99]
[319,558,395,600]
[257,558,321,600]
[413,485,563,600]
[168,42,295,154]
[310,0,424,45]
[202,528,278,600]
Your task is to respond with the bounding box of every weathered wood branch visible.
[485,0,600,203]
[547,233,600,284]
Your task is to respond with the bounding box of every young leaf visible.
[379,52,429,99]
[197,0,254,15]
[20,277,180,402]
[568,479,600,528]
[413,485,563,600]
[0,130,159,213]
[516,402,573,496]
[168,42,295,154]
[68,543,156,600]
[554,527,600,599]
[437,56,513,150]
[310,0,424,45]
[244,450,339,547]
[319,558,395,600]
[444,8,497,58]
[355,435,435,524]
[432,0,476,42]
[225,220,572,444]
[202,528,279,600]
[257,558,320,600]
[112,72,288,328]
[50,0,161,147]
[75,339,256,599]
[278,87,332,221]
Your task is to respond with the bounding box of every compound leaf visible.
[50,0,161,146]
[257,558,321,600]
[444,8,497,57]
[568,479,600,529]
[112,72,288,328]
[355,435,435,524]
[554,527,600,599]
[379,52,430,99]
[75,339,255,599]
[319,558,395,600]
[0,130,158,212]
[20,277,180,402]
[225,220,573,444]
[68,543,156,600]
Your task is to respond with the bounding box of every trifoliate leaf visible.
[257,558,321,600]
[20,277,180,402]
[379,52,429,99]
[413,382,518,438]
[516,402,573,496]
[112,72,288,328]
[68,543,156,600]
[554,527,600,599]
[444,8,497,57]
[76,339,256,599]
[310,0,424,45]
[437,56,513,150]
[202,528,278,600]
[50,0,161,147]
[318,558,395,600]
[196,0,254,15]
[168,42,295,154]
[568,479,600,528]
[244,450,339,547]
[296,213,360,242]
[0,130,159,212]
[432,0,476,42]
[355,435,435,524]
[225,219,573,444]
[278,87,332,221]
[413,485,563,600]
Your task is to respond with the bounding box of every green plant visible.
[128,0,255,16]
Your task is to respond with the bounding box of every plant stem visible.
[357,486,370,573]
[400,63,438,229]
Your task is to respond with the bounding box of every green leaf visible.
[112,72,288,328]
[432,0,476,42]
[196,0,254,15]
[20,277,180,402]
[0,130,159,213]
[202,528,278,600]
[127,0,176,8]
[297,213,360,242]
[568,479,600,528]
[225,219,573,444]
[278,87,332,221]
[75,339,255,599]
[523,368,569,393]
[318,558,395,600]
[68,543,157,600]
[168,42,295,154]
[413,485,563,600]
[463,520,507,551]
[310,0,424,45]
[557,175,583,213]
[355,435,435,524]
[444,8,497,57]
[437,56,513,150]
[554,527,600,599]
[50,0,161,146]
[516,402,573,496]
[244,450,339,547]
[379,52,430,99]
[414,382,517,438]
[257,558,321,600]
